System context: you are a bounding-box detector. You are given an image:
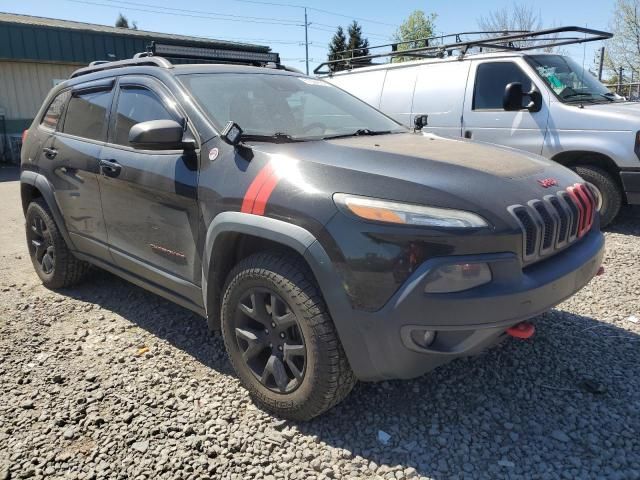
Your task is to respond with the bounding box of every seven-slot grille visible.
[509,183,597,264]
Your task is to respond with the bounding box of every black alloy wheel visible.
[28,211,55,275]
[233,288,307,393]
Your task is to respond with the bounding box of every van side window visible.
[41,91,71,130]
[473,62,532,110]
[113,87,175,147]
[62,89,112,141]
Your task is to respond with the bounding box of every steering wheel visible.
[301,122,327,135]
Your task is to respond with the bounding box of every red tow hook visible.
[506,321,535,340]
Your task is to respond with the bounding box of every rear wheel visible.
[25,199,89,288]
[572,165,622,228]
[221,252,356,420]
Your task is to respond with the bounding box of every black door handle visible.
[99,159,122,177]
[42,147,57,159]
[464,131,472,139]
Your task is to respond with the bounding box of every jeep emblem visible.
[537,178,558,188]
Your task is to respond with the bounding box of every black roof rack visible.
[314,26,613,75]
[71,56,173,78]
[71,42,281,79]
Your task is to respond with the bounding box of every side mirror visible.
[503,82,542,112]
[414,114,429,130]
[129,119,190,150]
[221,121,243,146]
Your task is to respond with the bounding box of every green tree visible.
[347,20,371,65]
[393,10,437,62]
[115,13,138,30]
[327,26,348,72]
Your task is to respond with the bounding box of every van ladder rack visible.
[314,26,612,75]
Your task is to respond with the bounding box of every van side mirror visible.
[414,114,429,130]
[503,82,542,112]
[129,119,191,150]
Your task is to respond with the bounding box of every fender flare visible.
[202,211,370,377]
[20,170,76,250]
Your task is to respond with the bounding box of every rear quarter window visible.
[41,90,71,130]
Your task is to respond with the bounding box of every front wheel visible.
[221,252,356,420]
[572,165,622,228]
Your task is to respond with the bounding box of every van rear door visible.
[462,59,549,155]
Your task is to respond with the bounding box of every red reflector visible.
[22,129,28,144]
[506,321,535,339]
[596,266,605,276]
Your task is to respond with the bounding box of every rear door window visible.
[41,90,71,130]
[473,62,532,110]
[112,86,176,147]
[62,89,113,141]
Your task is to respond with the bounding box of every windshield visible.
[526,54,616,104]
[178,73,405,141]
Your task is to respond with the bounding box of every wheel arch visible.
[551,151,622,185]
[201,212,367,375]
[20,171,75,249]
[202,212,318,330]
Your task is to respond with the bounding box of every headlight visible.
[334,193,488,228]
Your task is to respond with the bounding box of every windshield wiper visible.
[241,132,301,143]
[321,129,394,140]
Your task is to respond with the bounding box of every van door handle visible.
[42,147,57,159]
[464,131,472,139]
[99,159,122,177]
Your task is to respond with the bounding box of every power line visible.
[69,0,304,26]
[103,0,300,24]
[228,0,400,28]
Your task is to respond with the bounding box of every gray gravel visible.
[1,170,639,479]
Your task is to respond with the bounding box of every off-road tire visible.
[221,251,356,420]
[25,198,89,288]
[572,165,622,228]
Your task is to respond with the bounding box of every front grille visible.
[509,183,596,264]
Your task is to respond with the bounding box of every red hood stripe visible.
[240,162,281,215]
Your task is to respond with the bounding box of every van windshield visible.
[526,54,617,104]
[178,73,406,141]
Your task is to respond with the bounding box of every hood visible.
[553,100,640,131]
[246,132,582,227]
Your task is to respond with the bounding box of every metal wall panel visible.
[0,61,77,130]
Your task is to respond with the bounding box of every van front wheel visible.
[572,165,622,228]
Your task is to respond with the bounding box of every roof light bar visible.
[151,42,279,64]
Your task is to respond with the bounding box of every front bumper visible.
[322,229,605,381]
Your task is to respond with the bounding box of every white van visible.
[320,28,639,226]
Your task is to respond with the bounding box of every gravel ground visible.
[1,165,639,480]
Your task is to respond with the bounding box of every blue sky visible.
[0,0,613,74]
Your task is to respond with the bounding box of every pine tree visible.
[327,26,348,72]
[115,13,138,30]
[115,13,130,28]
[347,21,371,66]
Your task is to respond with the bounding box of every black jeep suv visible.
[20,50,605,420]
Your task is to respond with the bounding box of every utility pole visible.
[618,66,624,95]
[597,46,605,81]
[304,7,309,75]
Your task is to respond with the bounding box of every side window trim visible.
[108,75,199,151]
[472,61,532,112]
[59,84,115,143]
